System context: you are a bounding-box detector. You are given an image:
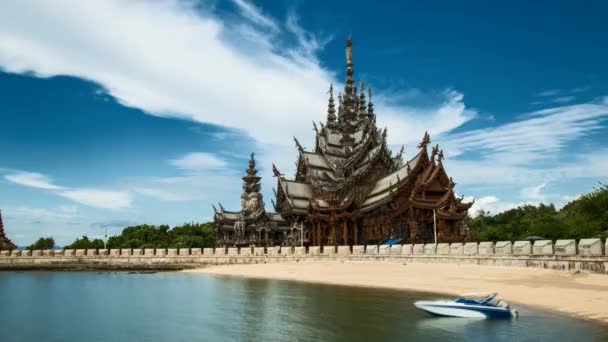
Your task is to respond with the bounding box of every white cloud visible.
[0,0,604,219]
[5,171,64,190]
[4,206,80,221]
[231,0,279,32]
[380,90,477,147]
[552,96,575,104]
[538,89,560,97]
[0,0,472,152]
[134,152,241,203]
[440,98,608,159]
[59,189,133,210]
[467,196,531,216]
[170,152,228,171]
[4,170,132,210]
[520,183,548,201]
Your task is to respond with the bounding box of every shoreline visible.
[182,260,608,325]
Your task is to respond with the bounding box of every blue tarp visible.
[382,238,402,246]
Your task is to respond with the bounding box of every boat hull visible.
[414,301,513,319]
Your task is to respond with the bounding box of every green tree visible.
[104,222,216,249]
[65,235,105,249]
[467,184,608,241]
[27,237,55,250]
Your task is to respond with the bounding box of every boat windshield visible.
[455,293,498,305]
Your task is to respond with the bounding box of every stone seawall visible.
[1,239,607,273]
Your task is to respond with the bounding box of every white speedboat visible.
[414,293,517,319]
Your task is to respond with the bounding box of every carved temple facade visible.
[214,40,473,247]
[0,210,16,250]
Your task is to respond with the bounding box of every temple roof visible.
[360,151,423,211]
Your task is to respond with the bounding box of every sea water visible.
[0,272,606,341]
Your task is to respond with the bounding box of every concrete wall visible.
[309,246,321,256]
[513,241,532,255]
[366,245,379,255]
[2,246,608,274]
[390,245,402,255]
[464,242,478,255]
[379,245,391,255]
[579,239,603,256]
[337,246,350,255]
[450,243,463,255]
[478,242,494,255]
[402,244,413,255]
[322,246,335,255]
[424,244,436,255]
[554,240,576,256]
[495,241,512,255]
[2,237,608,274]
[436,243,450,255]
[352,245,365,255]
[533,240,553,255]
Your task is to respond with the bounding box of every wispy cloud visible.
[537,89,560,97]
[0,0,472,151]
[59,189,132,210]
[170,152,228,171]
[466,196,534,216]
[5,172,64,190]
[0,0,604,220]
[440,97,608,159]
[4,170,132,210]
[231,0,279,32]
[134,152,240,203]
[551,96,575,104]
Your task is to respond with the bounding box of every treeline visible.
[467,184,608,241]
[60,222,216,250]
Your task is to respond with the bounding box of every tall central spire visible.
[341,38,358,127]
[345,38,355,97]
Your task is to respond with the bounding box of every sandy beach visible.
[183,261,608,324]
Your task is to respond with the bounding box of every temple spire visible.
[0,210,5,240]
[358,80,367,119]
[418,131,431,150]
[241,153,263,211]
[345,38,355,96]
[294,137,305,153]
[367,88,375,118]
[326,83,337,126]
[341,38,358,124]
[0,210,16,249]
[243,153,261,194]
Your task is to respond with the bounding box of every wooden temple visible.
[215,39,473,247]
[0,210,17,250]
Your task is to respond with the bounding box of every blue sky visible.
[0,0,607,245]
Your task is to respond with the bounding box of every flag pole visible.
[433,209,437,245]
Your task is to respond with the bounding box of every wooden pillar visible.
[316,222,321,246]
[354,221,358,245]
[343,220,348,246]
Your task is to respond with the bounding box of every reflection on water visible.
[0,272,606,341]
